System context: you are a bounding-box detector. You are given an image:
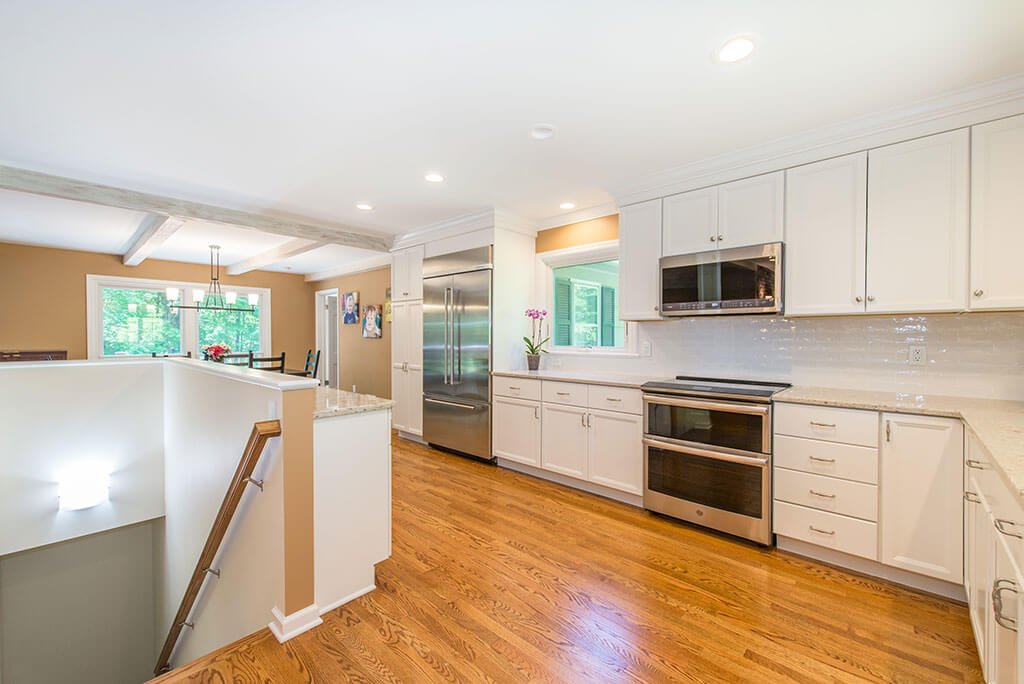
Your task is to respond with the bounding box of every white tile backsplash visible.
[546,312,1024,400]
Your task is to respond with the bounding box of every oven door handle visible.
[643,437,769,468]
[642,395,770,416]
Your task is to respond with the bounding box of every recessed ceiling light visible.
[355,202,375,211]
[559,202,576,210]
[424,172,445,183]
[530,124,556,140]
[717,36,755,63]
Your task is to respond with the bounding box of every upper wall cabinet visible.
[661,171,784,257]
[970,114,1024,311]
[784,153,867,316]
[619,198,663,320]
[716,171,784,250]
[865,129,969,314]
[392,245,424,302]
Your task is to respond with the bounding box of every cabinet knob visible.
[855,296,863,303]
[709,235,717,242]
[866,295,875,302]
[717,234,724,241]
[654,305,659,311]
[974,289,984,297]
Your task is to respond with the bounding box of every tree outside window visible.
[101,287,182,356]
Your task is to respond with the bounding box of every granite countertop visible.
[492,369,662,389]
[314,387,394,420]
[777,385,1024,504]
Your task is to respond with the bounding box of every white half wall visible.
[0,360,164,557]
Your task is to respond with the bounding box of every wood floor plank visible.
[153,434,983,683]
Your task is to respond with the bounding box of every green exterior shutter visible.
[554,279,572,345]
[600,286,616,346]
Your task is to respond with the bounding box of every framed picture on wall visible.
[342,291,359,324]
[362,305,382,338]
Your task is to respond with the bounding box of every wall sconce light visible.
[58,465,110,511]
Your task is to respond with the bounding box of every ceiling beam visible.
[226,238,324,275]
[305,254,392,282]
[0,165,393,252]
[122,214,186,266]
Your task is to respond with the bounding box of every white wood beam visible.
[227,238,324,275]
[0,165,393,252]
[305,254,392,282]
[122,214,185,266]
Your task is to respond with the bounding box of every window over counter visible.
[536,240,637,355]
[87,275,271,359]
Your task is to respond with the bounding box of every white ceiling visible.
[1,0,1022,273]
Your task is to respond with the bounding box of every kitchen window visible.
[87,275,271,359]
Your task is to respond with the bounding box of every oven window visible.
[647,403,765,454]
[647,446,763,518]
[662,257,776,305]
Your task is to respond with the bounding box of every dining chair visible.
[285,349,321,378]
[220,352,253,366]
[250,351,286,373]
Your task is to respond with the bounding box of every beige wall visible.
[535,214,619,253]
[313,267,392,399]
[0,241,315,362]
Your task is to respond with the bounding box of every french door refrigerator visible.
[421,246,493,460]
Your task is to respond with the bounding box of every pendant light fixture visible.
[168,245,256,312]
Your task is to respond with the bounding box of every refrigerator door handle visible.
[443,286,451,384]
[455,288,462,384]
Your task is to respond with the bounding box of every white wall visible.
[493,228,537,374]
[158,360,289,667]
[0,360,164,557]
[542,311,1024,400]
[0,521,156,684]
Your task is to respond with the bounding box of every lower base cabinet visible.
[540,404,588,479]
[587,409,643,495]
[492,396,541,466]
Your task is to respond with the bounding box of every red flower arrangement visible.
[202,343,232,362]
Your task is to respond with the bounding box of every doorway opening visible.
[315,288,340,387]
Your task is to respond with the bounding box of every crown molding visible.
[610,73,1024,207]
[535,202,618,231]
[391,207,537,251]
[304,253,391,282]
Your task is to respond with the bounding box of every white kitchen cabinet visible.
[492,396,541,467]
[662,186,718,256]
[865,129,969,313]
[784,153,868,316]
[991,532,1022,684]
[970,114,1024,311]
[390,300,423,435]
[966,469,995,680]
[618,199,663,320]
[541,403,589,479]
[587,409,643,495]
[880,413,964,583]
[716,171,784,250]
[392,245,424,302]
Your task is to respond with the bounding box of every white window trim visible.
[534,240,639,357]
[86,274,272,360]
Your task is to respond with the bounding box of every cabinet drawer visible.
[493,376,541,401]
[587,385,642,415]
[774,501,878,560]
[543,381,588,407]
[774,403,879,447]
[774,434,878,484]
[774,468,878,521]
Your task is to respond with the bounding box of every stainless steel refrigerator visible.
[421,246,493,460]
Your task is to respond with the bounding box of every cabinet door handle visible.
[717,234,724,241]
[965,459,988,470]
[808,456,836,463]
[587,413,592,428]
[995,519,1024,539]
[508,386,520,390]
[974,289,984,297]
[964,491,981,503]
[581,413,587,427]
[885,420,891,442]
[808,525,835,536]
[809,421,836,428]
[993,579,1019,632]
[809,489,836,499]
[534,406,539,420]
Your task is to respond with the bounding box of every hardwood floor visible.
[153,436,982,683]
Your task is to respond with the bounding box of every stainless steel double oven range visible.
[640,376,790,545]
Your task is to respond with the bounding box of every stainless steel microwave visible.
[660,242,783,316]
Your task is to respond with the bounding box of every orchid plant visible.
[523,308,550,355]
[202,343,232,362]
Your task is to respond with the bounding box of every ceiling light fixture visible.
[167,245,255,313]
[530,124,556,140]
[717,36,755,63]
[559,202,576,210]
[424,172,445,183]
[355,202,375,211]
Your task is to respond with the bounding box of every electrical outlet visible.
[640,340,653,357]
[548,356,562,368]
[909,345,927,366]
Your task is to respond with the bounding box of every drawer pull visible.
[993,579,1019,632]
[808,456,836,464]
[605,397,622,402]
[808,525,835,536]
[556,391,571,396]
[809,421,837,428]
[995,519,1024,539]
[508,386,521,390]
[808,489,836,499]
[965,459,988,470]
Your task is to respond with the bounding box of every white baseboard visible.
[267,604,324,643]
[776,536,966,602]
[318,583,376,616]
[397,430,426,445]
[496,458,644,507]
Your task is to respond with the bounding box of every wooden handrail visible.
[154,419,282,675]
